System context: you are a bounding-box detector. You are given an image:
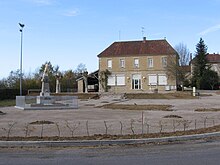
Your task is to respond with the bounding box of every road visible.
[1,140,220,165]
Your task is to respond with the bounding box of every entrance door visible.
[132,74,141,89]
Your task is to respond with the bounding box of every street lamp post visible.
[19,23,25,96]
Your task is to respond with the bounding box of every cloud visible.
[28,0,54,5]
[199,24,220,36]
[63,9,80,17]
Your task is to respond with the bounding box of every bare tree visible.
[159,121,163,133]
[55,122,61,138]
[172,119,181,132]
[181,120,192,131]
[65,121,80,137]
[119,121,124,135]
[41,124,44,138]
[2,122,17,140]
[175,43,191,66]
[104,121,112,135]
[130,119,135,135]
[167,43,191,89]
[86,120,89,136]
[145,121,150,134]
[23,123,30,138]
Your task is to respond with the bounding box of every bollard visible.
[193,87,196,97]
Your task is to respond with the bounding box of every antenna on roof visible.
[141,27,145,38]
[119,30,121,41]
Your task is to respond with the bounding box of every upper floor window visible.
[162,57,167,67]
[134,58,139,68]
[107,59,112,69]
[147,58,153,68]
[120,59,125,68]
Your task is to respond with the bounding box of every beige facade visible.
[98,39,178,93]
[99,55,177,93]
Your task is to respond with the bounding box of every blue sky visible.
[0,0,220,78]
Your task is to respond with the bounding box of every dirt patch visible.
[124,92,196,99]
[0,111,6,115]
[97,104,173,111]
[84,104,95,106]
[1,125,220,141]
[101,101,109,103]
[29,120,54,125]
[53,93,99,100]
[163,115,182,118]
[195,108,220,112]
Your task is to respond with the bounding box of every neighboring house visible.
[97,38,178,93]
[206,53,220,76]
[190,53,220,77]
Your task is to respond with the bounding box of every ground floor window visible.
[132,74,141,89]
[148,74,157,85]
[148,74,167,86]
[107,74,125,86]
[158,74,167,85]
[107,75,115,86]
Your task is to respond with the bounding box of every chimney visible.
[143,37,146,43]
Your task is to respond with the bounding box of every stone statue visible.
[40,63,50,96]
[55,72,62,93]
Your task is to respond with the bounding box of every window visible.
[120,59,125,68]
[148,74,157,85]
[132,74,141,89]
[116,74,125,86]
[107,59,112,68]
[158,74,167,85]
[134,58,139,68]
[147,58,153,68]
[162,57,167,67]
[107,74,125,86]
[107,75,115,86]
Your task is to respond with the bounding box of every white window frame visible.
[158,74,167,85]
[107,75,115,86]
[132,74,141,89]
[107,59,112,69]
[134,58,139,68]
[148,74,157,85]
[148,58,153,68]
[119,59,125,68]
[162,57,167,67]
[107,74,125,86]
[116,74,125,86]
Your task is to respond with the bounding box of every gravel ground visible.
[0,91,219,137]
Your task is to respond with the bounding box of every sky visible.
[0,0,220,78]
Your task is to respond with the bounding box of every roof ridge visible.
[114,39,166,43]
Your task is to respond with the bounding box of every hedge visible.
[0,89,28,100]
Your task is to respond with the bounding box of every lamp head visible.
[19,23,25,28]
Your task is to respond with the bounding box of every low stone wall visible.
[15,96,78,110]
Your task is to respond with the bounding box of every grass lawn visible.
[0,99,15,107]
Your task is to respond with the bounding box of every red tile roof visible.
[206,54,220,63]
[97,39,177,57]
[180,65,191,72]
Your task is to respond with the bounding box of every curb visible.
[1,132,220,148]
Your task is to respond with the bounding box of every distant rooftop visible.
[206,53,220,63]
